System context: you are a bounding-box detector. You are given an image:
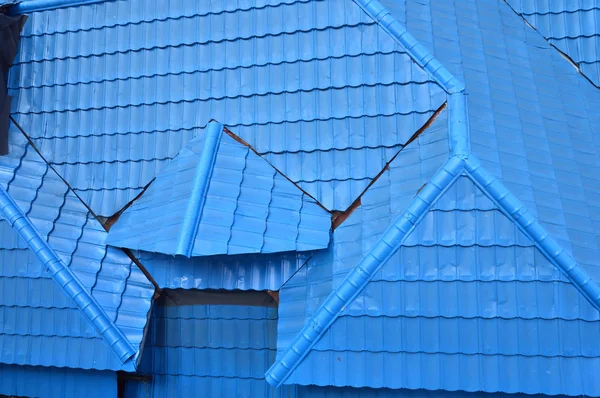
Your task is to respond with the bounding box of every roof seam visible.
[0,185,137,363]
[175,121,223,257]
[9,0,105,15]
[265,155,466,387]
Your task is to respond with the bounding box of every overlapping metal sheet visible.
[505,0,600,87]
[107,121,331,257]
[135,250,311,291]
[124,301,294,398]
[279,168,600,395]
[383,0,600,281]
[0,124,154,370]
[7,0,446,215]
[0,364,116,398]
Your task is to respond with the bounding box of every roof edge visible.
[0,185,137,363]
[352,0,465,94]
[175,120,223,257]
[265,155,466,388]
[8,0,105,15]
[465,156,600,310]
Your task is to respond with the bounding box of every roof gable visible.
[106,121,331,257]
[284,172,600,394]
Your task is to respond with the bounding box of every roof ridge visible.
[352,0,470,157]
[175,120,223,257]
[265,155,466,387]
[353,0,465,94]
[0,184,137,363]
[266,153,600,387]
[464,156,600,309]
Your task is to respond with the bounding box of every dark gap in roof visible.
[331,101,447,231]
[159,288,278,308]
[502,0,600,90]
[123,249,160,294]
[10,116,107,223]
[222,124,331,213]
[104,177,155,231]
[0,14,27,155]
[117,372,152,398]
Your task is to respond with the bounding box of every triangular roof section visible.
[106,121,331,257]
[281,168,600,394]
[0,127,154,371]
[266,0,600,387]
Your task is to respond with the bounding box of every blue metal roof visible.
[0,364,116,398]
[135,250,311,291]
[106,121,331,257]
[124,301,294,398]
[7,0,446,215]
[382,0,600,282]
[505,0,600,87]
[0,125,154,371]
[266,0,600,394]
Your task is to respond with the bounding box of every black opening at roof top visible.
[0,13,27,156]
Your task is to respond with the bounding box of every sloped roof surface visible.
[7,0,446,215]
[125,301,293,397]
[135,250,311,291]
[0,125,154,370]
[505,0,600,87]
[283,171,600,395]
[107,121,330,257]
[0,215,123,370]
[276,108,450,365]
[383,0,600,280]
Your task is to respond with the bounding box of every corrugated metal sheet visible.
[0,125,154,370]
[124,301,294,398]
[279,168,600,395]
[107,121,331,257]
[504,0,600,87]
[135,250,311,291]
[7,0,446,215]
[0,363,116,398]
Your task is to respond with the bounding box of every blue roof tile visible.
[106,121,331,257]
[8,0,446,215]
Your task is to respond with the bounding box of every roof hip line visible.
[465,156,600,310]
[265,155,466,388]
[175,120,223,257]
[352,0,465,94]
[0,185,137,363]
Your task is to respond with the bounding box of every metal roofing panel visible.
[125,300,293,398]
[107,121,331,257]
[278,166,600,395]
[0,125,154,370]
[275,109,450,367]
[382,0,600,281]
[135,250,310,291]
[7,0,446,215]
[0,363,116,398]
[505,0,600,87]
